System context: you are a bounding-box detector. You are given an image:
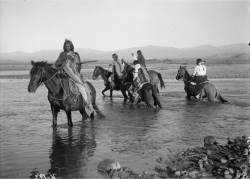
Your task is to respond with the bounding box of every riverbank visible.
[99,136,250,179]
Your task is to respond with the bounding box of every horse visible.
[122,61,165,93]
[92,66,130,101]
[175,66,228,103]
[121,64,162,108]
[28,60,101,127]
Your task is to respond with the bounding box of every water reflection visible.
[47,121,97,178]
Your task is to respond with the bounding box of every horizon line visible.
[0,42,248,54]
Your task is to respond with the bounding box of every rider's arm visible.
[76,52,82,74]
[132,54,137,60]
[133,64,139,80]
[192,66,198,76]
[203,65,206,75]
[63,60,83,84]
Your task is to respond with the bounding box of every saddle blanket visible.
[67,78,89,103]
[189,81,209,97]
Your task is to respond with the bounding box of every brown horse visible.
[28,60,102,127]
[92,66,130,101]
[175,66,228,103]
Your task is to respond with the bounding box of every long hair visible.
[137,50,142,56]
[63,39,74,52]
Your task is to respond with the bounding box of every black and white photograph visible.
[0,0,250,178]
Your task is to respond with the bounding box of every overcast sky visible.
[0,0,249,53]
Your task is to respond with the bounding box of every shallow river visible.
[0,78,250,178]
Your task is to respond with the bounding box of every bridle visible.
[33,65,70,100]
[36,65,65,87]
[176,68,184,81]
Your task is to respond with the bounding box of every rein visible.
[39,66,70,101]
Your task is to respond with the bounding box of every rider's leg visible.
[76,84,94,117]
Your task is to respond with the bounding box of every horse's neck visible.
[100,68,109,81]
[44,68,61,95]
[183,70,191,82]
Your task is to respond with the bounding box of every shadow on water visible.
[35,120,96,178]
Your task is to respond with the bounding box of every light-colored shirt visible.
[133,63,141,80]
[193,64,206,76]
[132,54,137,61]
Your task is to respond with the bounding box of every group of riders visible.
[54,39,209,117]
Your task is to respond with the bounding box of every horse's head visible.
[176,66,186,81]
[28,60,53,92]
[92,66,100,80]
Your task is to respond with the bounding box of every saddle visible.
[59,73,80,104]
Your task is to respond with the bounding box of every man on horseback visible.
[132,50,146,68]
[110,53,124,90]
[55,39,95,118]
[191,58,209,99]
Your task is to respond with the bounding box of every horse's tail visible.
[152,85,162,108]
[216,90,229,103]
[93,104,105,118]
[157,73,165,89]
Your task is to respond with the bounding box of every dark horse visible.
[121,64,162,108]
[122,61,165,93]
[92,66,129,101]
[176,66,228,103]
[28,60,101,127]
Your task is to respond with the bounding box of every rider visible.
[191,58,209,98]
[55,39,95,118]
[132,50,146,68]
[192,58,208,82]
[110,53,124,90]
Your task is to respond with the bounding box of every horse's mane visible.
[180,66,190,76]
[97,66,112,78]
[34,61,54,68]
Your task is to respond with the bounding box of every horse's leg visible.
[110,89,113,98]
[142,86,152,108]
[102,86,109,96]
[152,86,162,108]
[51,105,58,127]
[121,86,128,102]
[66,111,73,126]
[184,85,191,100]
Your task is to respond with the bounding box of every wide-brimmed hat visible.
[196,58,204,65]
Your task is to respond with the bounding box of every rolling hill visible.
[0,43,249,63]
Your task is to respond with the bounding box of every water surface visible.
[0,78,250,178]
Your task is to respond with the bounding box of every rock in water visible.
[204,136,217,147]
[98,159,121,172]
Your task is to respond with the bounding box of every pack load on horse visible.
[129,60,150,102]
[189,59,210,99]
[92,66,130,101]
[121,62,162,108]
[176,66,229,103]
[28,39,101,127]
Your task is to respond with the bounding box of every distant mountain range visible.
[0,43,250,62]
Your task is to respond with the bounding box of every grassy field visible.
[0,62,250,79]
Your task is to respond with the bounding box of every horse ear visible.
[31,60,35,66]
